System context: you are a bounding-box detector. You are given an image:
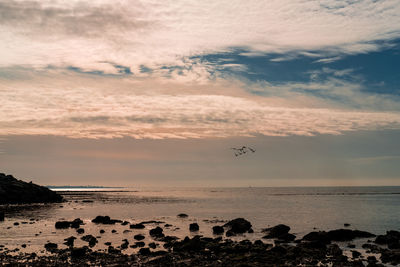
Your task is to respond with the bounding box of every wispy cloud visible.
[1,0,400,72]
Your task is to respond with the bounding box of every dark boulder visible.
[44,242,58,252]
[302,231,331,244]
[139,247,151,255]
[134,234,145,241]
[223,218,252,234]
[81,235,97,247]
[149,226,164,238]
[177,213,188,218]
[213,226,224,235]
[76,228,85,234]
[64,236,76,247]
[55,221,71,229]
[189,223,199,232]
[130,223,145,229]
[262,224,292,241]
[71,247,88,258]
[0,211,4,221]
[327,229,375,241]
[91,215,121,224]
[0,173,63,204]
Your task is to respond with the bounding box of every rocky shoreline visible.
[0,215,399,266]
[0,173,63,205]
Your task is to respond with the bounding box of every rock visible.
[100,229,105,234]
[327,229,375,241]
[91,215,122,224]
[44,242,58,252]
[352,250,361,258]
[76,228,85,234]
[344,223,351,227]
[213,226,224,235]
[81,235,97,247]
[13,222,19,226]
[262,224,290,238]
[134,234,145,240]
[121,221,129,226]
[104,242,111,246]
[139,247,151,255]
[177,213,188,218]
[64,236,76,247]
[189,223,199,232]
[121,240,129,250]
[149,226,164,238]
[0,173,63,204]
[55,221,70,229]
[262,224,293,241]
[0,211,4,221]
[130,223,145,229]
[71,247,87,258]
[302,231,331,244]
[136,241,145,247]
[347,244,356,248]
[149,242,157,249]
[223,218,252,234]
[70,218,84,228]
[374,230,400,245]
[112,229,117,233]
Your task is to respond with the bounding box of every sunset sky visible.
[1,0,400,186]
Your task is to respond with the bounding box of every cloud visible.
[2,71,400,139]
[1,0,400,72]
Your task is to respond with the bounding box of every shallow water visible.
[0,186,399,256]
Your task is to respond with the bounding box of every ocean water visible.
[0,186,399,255]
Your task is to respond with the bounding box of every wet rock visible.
[177,213,188,218]
[149,226,164,238]
[139,247,151,255]
[121,239,129,250]
[55,221,70,229]
[104,242,111,246]
[213,225,224,235]
[100,229,105,234]
[107,246,120,254]
[374,230,400,247]
[0,211,4,221]
[91,215,122,224]
[149,242,157,249]
[121,221,129,226]
[140,220,165,224]
[130,223,145,229]
[344,223,351,227]
[380,248,400,265]
[76,228,84,234]
[0,173,63,204]
[189,223,199,232]
[352,250,361,258]
[135,241,145,247]
[223,218,252,234]
[71,247,88,258]
[134,234,145,241]
[70,218,84,228]
[64,236,76,247]
[327,229,375,241]
[21,244,26,248]
[44,242,58,252]
[81,235,97,247]
[362,243,381,253]
[13,222,19,226]
[347,243,356,248]
[302,231,331,244]
[262,224,290,238]
[112,229,117,233]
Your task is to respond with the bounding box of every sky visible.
[1,0,400,186]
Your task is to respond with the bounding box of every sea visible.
[0,186,399,256]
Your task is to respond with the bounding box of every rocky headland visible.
[0,173,63,205]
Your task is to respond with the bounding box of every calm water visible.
[1,186,399,254]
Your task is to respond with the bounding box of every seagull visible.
[231,146,256,156]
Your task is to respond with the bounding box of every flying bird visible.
[231,146,256,157]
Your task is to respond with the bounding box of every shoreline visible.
[0,215,399,266]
